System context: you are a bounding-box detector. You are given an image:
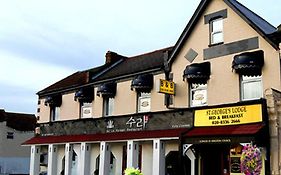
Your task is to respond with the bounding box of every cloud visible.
[0,51,74,91]
[0,51,74,113]
[0,84,37,113]
[239,0,280,27]
[0,0,201,70]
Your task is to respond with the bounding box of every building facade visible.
[0,110,36,175]
[24,0,281,175]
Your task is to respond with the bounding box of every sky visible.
[0,0,280,114]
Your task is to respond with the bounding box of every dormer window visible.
[210,18,223,45]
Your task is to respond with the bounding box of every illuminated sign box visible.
[156,79,176,95]
[194,104,263,127]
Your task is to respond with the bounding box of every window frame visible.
[240,75,263,101]
[189,83,208,107]
[210,17,224,45]
[103,97,114,117]
[80,102,92,118]
[50,106,60,122]
[137,92,151,113]
[7,132,14,139]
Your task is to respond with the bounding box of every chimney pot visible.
[105,51,124,64]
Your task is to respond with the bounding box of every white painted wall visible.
[72,144,81,175]
[57,145,65,175]
[141,141,153,175]
[89,143,100,175]
[111,143,126,175]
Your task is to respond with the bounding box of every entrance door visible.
[166,151,191,175]
[199,145,229,175]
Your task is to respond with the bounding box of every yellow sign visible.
[158,79,175,95]
[194,104,263,127]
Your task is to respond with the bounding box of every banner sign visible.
[194,104,262,127]
[157,79,175,95]
[40,109,193,136]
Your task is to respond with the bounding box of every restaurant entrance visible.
[198,144,230,175]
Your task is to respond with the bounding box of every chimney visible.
[105,51,125,64]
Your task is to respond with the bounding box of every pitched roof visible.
[225,0,277,47]
[93,47,173,82]
[38,47,172,96]
[168,0,279,64]
[0,110,36,131]
[227,0,276,35]
[37,64,108,96]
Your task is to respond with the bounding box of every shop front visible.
[25,108,194,175]
[181,100,269,175]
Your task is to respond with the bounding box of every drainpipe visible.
[164,51,191,175]
[279,44,281,175]
[163,51,183,110]
[163,51,172,109]
[276,99,281,175]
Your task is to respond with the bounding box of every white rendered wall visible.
[141,141,153,175]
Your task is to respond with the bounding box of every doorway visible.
[166,151,191,175]
[198,145,230,175]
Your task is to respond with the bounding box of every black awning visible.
[131,74,153,92]
[183,62,211,83]
[74,87,94,102]
[97,82,116,97]
[232,50,264,76]
[44,95,62,107]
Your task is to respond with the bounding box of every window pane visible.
[212,19,223,32]
[242,75,262,100]
[211,18,223,44]
[81,102,92,118]
[108,98,114,116]
[242,81,262,100]
[212,32,223,44]
[7,132,14,139]
[192,89,207,106]
[190,84,207,107]
[51,107,60,121]
[138,93,151,113]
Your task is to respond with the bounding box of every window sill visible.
[208,42,224,47]
[190,103,208,108]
